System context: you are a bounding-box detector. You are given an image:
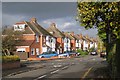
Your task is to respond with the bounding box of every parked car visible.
[68,51,78,56]
[100,51,106,58]
[39,51,58,58]
[90,51,98,55]
[58,52,69,58]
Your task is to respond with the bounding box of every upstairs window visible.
[67,38,69,43]
[14,24,25,31]
[31,48,35,55]
[36,35,39,42]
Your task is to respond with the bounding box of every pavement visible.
[2,55,110,80]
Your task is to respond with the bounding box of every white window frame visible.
[31,48,35,55]
[36,35,39,42]
[36,48,39,55]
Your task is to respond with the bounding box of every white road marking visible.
[50,69,59,74]
[61,66,68,70]
[81,67,93,79]
[53,65,62,68]
[34,75,46,80]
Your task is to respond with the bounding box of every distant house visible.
[93,38,98,49]
[63,32,74,52]
[46,23,65,54]
[89,38,95,49]
[67,32,76,51]
[82,35,89,51]
[74,34,82,50]
[14,18,56,59]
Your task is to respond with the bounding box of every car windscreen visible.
[43,52,49,54]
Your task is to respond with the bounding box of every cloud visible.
[2,14,26,26]
[62,22,75,29]
[39,16,98,38]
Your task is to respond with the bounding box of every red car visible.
[100,51,106,58]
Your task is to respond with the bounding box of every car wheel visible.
[41,56,44,58]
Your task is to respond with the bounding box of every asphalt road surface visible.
[2,55,108,80]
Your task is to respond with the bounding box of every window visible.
[36,35,39,42]
[14,24,25,31]
[31,48,35,55]
[50,38,53,43]
[43,37,46,42]
[17,48,25,52]
[36,48,39,55]
[67,39,69,43]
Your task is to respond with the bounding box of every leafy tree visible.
[77,2,120,77]
[2,27,23,55]
[77,2,120,55]
[77,2,120,42]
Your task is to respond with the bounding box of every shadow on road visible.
[93,66,110,78]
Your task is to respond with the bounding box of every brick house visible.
[74,34,83,50]
[63,32,74,52]
[82,36,89,51]
[66,32,76,51]
[46,23,65,54]
[14,18,56,59]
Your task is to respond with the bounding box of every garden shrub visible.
[2,55,20,63]
[77,49,88,55]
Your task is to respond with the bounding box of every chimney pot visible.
[30,17,37,23]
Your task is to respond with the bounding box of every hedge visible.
[77,49,88,55]
[2,55,20,63]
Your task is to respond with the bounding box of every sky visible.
[2,2,98,38]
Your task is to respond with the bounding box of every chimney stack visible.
[86,34,89,38]
[30,17,37,23]
[70,32,74,36]
[50,23,56,28]
[79,33,83,38]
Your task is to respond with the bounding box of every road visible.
[2,55,108,80]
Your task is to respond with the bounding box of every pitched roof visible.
[82,36,89,42]
[46,23,65,38]
[13,18,54,37]
[28,21,53,36]
[15,21,25,25]
[63,32,75,40]
[73,35,80,40]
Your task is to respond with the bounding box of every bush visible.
[77,49,88,55]
[89,47,95,52]
[2,55,20,63]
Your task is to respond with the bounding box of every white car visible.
[90,51,97,55]
[58,52,69,58]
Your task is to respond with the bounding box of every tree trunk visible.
[115,38,120,78]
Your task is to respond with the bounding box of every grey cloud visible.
[2,2,77,20]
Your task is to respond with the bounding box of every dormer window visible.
[14,24,25,31]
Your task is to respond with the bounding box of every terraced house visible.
[74,34,82,50]
[46,23,65,54]
[65,32,76,51]
[63,32,73,52]
[14,18,56,59]
[3,18,98,60]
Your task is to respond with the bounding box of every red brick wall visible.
[29,35,42,58]
[15,52,28,60]
[2,61,20,70]
[23,35,35,40]
[57,38,62,44]
[71,40,76,50]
